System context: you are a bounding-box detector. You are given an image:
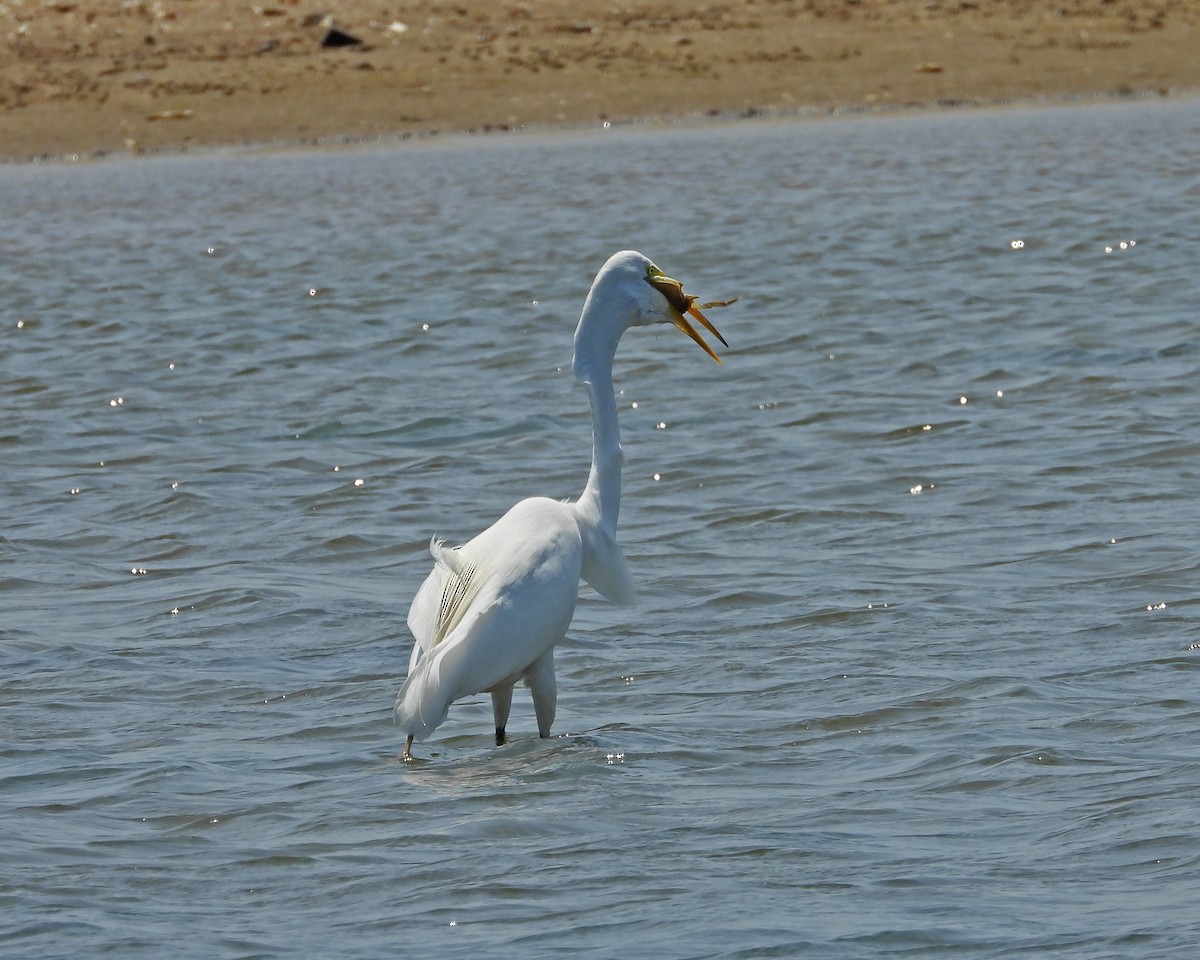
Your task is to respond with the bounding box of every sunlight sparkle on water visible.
[4,98,1197,960]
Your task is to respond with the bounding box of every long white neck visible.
[565,254,649,606]
[572,299,627,539]
[578,371,622,536]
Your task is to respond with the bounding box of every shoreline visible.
[95,88,1200,162]
[15,88,1191,169]
[4,0,1199,165]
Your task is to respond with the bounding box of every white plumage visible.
[396,250,730,759]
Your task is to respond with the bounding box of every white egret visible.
[395,250,731,759]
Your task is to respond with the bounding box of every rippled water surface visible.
[4,100,1199,958]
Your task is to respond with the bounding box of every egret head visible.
[574,251,731,381]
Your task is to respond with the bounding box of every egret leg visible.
[525,649,558,739]
[491,684,514,745]
[401,735,415,762]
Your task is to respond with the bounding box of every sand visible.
[2,0,1198,162]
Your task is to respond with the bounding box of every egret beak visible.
[645,272,733,364]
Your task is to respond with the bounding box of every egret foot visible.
[495,726,506,746]
[401,734,415,762]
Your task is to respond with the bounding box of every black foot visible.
[495,726,506,746]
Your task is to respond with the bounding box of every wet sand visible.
[3,0,1198,162]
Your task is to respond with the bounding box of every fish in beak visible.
[645,268,735,363]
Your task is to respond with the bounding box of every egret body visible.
[395,250,729,759]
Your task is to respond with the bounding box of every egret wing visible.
[397,498,584,742]
[406,536,492,667]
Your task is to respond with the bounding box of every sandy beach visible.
[2,0,1198,161]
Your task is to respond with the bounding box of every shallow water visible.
[3,99,1199,958]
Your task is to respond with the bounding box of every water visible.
[3,99,1199,958]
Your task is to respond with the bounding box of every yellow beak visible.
[645,274,732,364]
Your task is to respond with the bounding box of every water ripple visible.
[3,100,1200,959]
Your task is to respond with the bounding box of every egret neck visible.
[572,297,626,542]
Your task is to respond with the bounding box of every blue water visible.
[3,98,1199,958]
